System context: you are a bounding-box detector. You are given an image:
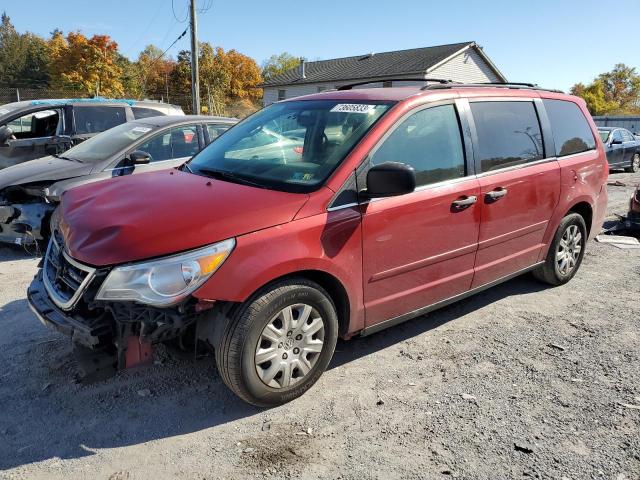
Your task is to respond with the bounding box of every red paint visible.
[59,169,309,266]
[58,86,608,337]
[125,337,153,368]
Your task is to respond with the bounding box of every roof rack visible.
[422,82,564,93]
[337,78,454,90]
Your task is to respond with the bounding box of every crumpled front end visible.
[27,224,216,381]
[0,183,54,246]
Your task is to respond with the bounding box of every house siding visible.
[428,48,500,83]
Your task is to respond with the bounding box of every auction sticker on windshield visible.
[330,104,377,114]
[131,127,152,134]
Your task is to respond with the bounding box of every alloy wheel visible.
[556,225,582,276]
[254,303,325,388]
[633,154,640,173]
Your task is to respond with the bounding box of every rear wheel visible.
[215,278,338,407]
[533,213,587,286]
[626,153,640,173]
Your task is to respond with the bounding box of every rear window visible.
[74,106,127,134]
[132,107,165,119]
[470,101,544,173]
[206,124,231,142]
[543,99,596,157]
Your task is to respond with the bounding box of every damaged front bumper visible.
[27,272,110,347]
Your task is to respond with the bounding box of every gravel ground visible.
[0,171,638,480]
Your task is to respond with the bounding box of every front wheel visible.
[533,213,587,286]
[215,278,338,407]
[626,153,640,173]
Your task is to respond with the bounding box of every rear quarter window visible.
[132,107,166,119]
[470,101,544,173]
[74,106,127,134]
[543,99,596,157]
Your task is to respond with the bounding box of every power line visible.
[172,0,189,22]
[140,27,189,98]
[198,0,213,14]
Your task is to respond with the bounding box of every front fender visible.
[193,208,365,334]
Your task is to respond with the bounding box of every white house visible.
[262,41,507,106]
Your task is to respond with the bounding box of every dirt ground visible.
[0,171,638,480]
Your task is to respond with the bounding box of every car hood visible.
[0,156,92,190]
[59,169,310,266]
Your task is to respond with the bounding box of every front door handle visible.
[451,195,477,210]
[486,188,508,202]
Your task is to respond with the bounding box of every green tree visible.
[261,52,300,82]
[0,13,50,88]
[571,64,640,115]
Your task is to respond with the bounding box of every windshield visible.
[188,100,394,192]
[598,130,611,143]
[63,122,155,163]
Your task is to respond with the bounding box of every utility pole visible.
[189,0,201,114]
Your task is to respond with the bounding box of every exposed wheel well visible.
[258,270,351,337]
[568,202,593,236]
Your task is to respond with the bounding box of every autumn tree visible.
[49,31,124,97]
[261,52,300,82]
[571,64,640,115]
[137,44,175,99]
[171,43,262,115]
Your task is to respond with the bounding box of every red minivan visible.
[28,82,608,406]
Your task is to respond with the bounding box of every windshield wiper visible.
[53,154,81,162]
[197,168,267,189]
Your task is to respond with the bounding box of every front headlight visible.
[96,239,235,306]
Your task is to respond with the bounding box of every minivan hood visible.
[0,156,92,190]
[59,169,309,266]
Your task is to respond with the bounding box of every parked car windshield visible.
[62,122,156,163]
[188,100,394,192]
[598,130,611,143]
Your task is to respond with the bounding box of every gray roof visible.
[262,42,485,87]
[133,115,237,127]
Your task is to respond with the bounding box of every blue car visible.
[598,127,640,172]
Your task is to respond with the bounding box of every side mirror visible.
[0,126,13,145]
[129,150,152,165]
[363,162,416,198]
[611,137,623,145]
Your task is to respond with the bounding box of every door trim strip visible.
[369,243,478,283]
[360,261,544,336]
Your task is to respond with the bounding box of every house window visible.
[382,81,392,88]
[278,89,286,101]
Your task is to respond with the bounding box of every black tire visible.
[626,153,640,173]
[214,278,338,407]
[533,213,587,286]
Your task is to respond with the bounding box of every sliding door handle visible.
[451,195,477,210]
[486,188,508,201]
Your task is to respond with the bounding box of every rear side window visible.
[470,101,544,173]
[132,107,165,119]
[74,106,127,134]
[622,129,634,142]
[137,125,200,162]
[543,99,596,157]
[370,104,465,187]
[206,124,231,142]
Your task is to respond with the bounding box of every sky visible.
[3,0,639,92]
